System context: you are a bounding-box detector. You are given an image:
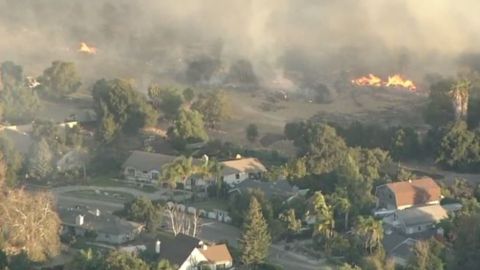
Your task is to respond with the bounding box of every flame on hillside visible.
[351,74,417,91]
[78,42,97,54]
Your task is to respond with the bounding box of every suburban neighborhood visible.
[2,1,480,270]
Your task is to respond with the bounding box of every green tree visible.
[389,127,420,161]
[26,138,53,180]
[310,192,335,251]
[38,61,81,98]
[450,213,480,269]
[329,190,352,231]
[0,136,23,186]
[287,122,348,174]
[435,121,480,171]
[246,123,259,143]
[0,85,40,123]
[240,197,272,268]
[155,259,176,270]
[192,90,231,128]
[123,196,163,232]
[182,88,195,103]
[66,249,105,270]
[335,154,375,214]
[93,79,158,142]
[104,251,149,270]
[148,85,184,121]
[161,156,197,188]
[167,109,208,149]
[352,216,383,255]
[0,61,23,90]
[424,79,456,127]
[279,209,301,235]
[407,239,445,270]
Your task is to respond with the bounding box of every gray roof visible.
[57,207,142,235]
[397,204,449,227]
[231,179,299,198]
[157,234,202,266]
[122,151,177,172]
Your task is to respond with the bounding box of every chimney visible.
[199,241,208,250]
[75,215,84,226]
[95,209,101,216]
[155,240,161,254]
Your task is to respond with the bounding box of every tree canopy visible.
[239,197,271,267]
[93,79,158,143]
[38,61,81,98]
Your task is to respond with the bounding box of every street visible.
[28,184,330,270]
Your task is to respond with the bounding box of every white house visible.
[220,156,267,186]
[122,151,177,184]
[157,234,233,270]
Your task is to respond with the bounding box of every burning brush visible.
[78,42,97,54]
[352,73,417,91]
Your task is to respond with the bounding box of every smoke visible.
[0,0,479,90]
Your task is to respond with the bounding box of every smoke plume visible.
[0,0,479,90]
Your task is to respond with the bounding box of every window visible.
[127,168,135,176]
[235,173,240,179]
[418,226,422,231]
[151,172,159,180]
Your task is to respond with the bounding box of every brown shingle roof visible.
[199,244,233,263]
[386,177,441,207]
[221,158,267,175]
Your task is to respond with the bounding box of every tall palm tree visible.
[449,79,470,121]
[330,191,352,231]
[161,156,196,188]
[353,216,384,254]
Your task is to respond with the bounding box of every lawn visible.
[64,189,135,204]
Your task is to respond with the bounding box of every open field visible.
[211,87,427,148]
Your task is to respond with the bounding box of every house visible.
[375,177,442,212]
[389,204,449,234]
[229,179,306,200]
[58,207,143,244]
[155,234,233,270]
[220,156,267,186]
[122,150,177,184]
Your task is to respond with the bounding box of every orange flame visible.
[385,74,416,91]
[351,74,382,87]
[78,42,97,54]
[351,73,417,91]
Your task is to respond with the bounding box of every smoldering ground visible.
[1,0,479,90]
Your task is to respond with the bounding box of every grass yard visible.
[64,189,135,204]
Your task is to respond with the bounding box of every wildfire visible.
[351,74,382,87]
[78,42,97,54]
[351,73,417,91]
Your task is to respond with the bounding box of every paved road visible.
[34,184,329,270]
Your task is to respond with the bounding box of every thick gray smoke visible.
[0,0,478,90]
